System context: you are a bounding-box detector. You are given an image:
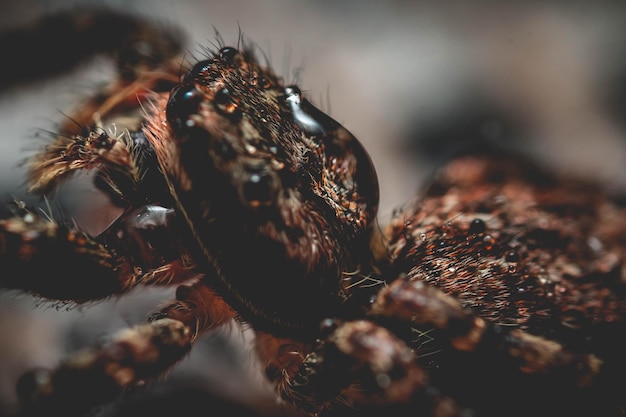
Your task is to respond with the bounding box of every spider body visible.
[0,8,625,417]
[379,154,626,416]
[150,48,379,337]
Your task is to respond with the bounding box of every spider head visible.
[148,46,379,334]
[163,46,378,224]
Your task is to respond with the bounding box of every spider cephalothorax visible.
[0,8,625,417]
[146,45,379,337]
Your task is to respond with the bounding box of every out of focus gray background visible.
[2,1,626,416]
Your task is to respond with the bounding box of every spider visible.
[1,7,625,417]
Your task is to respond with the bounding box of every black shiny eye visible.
[166,85,203,129]
[214,88,241,118]
[185,59,214,83]
[218,47,239,64]
[259,77,271,89]
[243,170,274,206]
[252,75,271,89]
[284,85,330,135]
[283,86,380,225]
[284,85,302,102]
[286,85,301,95]
[469,218,486,234]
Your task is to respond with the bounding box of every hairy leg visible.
[0,7,184,93]
[368,276,601,385]
[17,280,234,415]
[368,276,609,415]
[263,273,608,416]
[0,203,197,302]
[276,319,461,416]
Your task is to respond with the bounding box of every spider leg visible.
[5,8,182,204]
[0,8,184,93]
[27,122,171,207]
[368,276,601,383]
[17,280,234,416]
[367,276,607,414]
[277,319,462,416]
[20,11,183,202]
[0,202,197,302]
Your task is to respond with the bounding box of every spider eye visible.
[218,46,239,64]
[242,168,275,207]
[214,88,241,119]
[166,85,203,129]
[469,218,486,234]
[284,85,325,134]
[185,59,214,83]
[283,85,380,228]
[285,85,302,97]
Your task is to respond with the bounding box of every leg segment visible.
[27,124,171,207]
[18,280,234,416]
[0,8,184,92]
[281,320,462,416]
[367,275,609,415]
[0,203,197,302]
[18,318,191,416]
[0,205,124,301]
[368,276,602,385]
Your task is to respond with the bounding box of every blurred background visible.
[2,0,626,416]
